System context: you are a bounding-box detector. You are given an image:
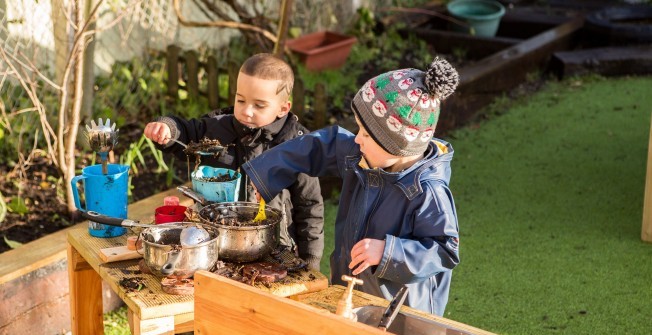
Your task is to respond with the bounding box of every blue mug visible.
[71,164,129,237]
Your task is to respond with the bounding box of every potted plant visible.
[446,0,506,37]
[286,31,357,72]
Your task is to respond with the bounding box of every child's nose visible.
[354,132,362,146]
[243,106,255,117]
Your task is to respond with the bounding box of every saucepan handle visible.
[78,210,138,227]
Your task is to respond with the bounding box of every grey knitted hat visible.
[351,57,459,156]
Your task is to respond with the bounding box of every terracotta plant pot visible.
[286,31,357,71]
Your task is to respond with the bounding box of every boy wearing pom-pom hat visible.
[243,58,460,315]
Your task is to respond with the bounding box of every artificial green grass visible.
[104,75,652,334]
[443,76,652,334]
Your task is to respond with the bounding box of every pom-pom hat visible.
[351,57,459,156]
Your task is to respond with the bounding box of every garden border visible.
[0,186,192,334]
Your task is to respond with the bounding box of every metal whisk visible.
[85,118,118,174]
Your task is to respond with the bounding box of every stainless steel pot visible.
[141,224,219,278]
[197,202,281,263]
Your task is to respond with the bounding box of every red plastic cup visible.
[154,205,187,224]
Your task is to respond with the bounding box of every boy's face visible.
[354,117,401,169]
[234,72,291,128]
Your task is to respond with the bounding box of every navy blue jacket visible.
[243,125,460,315]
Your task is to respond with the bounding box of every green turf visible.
[105,75,652,333]
[442,76,652,334]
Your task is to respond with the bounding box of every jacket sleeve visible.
[374,182,460,284]
[154,111,235,161]
[288,173,324,270]
[242,125,355,202]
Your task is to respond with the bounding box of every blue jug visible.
[71,164,129,237]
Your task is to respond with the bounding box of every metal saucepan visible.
[77,210,210,246]
[141,225,219,279]
[197,202,281,263]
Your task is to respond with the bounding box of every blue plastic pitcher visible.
[191,166,241,203]
[71,164,129,237]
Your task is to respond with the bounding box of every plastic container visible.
[447,0,505,37]
[71,164,129,238]
[191,166,241,203]
[155,205,188,224]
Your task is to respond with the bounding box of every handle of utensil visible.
[79,210,138,227]
[177,185,208,206]
[378,286,409,330]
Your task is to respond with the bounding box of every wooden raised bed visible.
[398,6,584,134]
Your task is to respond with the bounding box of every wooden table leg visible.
[67,243,104,334]
[643,116,652,242]
[128,309,175,335]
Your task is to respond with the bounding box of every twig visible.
[173,0,278,44]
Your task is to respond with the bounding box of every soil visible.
[0,123,188,254]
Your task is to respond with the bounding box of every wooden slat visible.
[194,271,388,335]
[552,45,652,78]
[642,116,652,243]
[292,77,305,123]
[185,50,199,99]
[0,224,73,284]
[228,61,238,106]
[301,286,498,335]
[166,45,180,98]
[99,245,143,263]
[206,55,219,109]
[313,83,326,129]
[128,309,174,335]
[68,244,104,335]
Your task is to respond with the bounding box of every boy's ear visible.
[278,100,292,118]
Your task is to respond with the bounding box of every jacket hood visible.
[358,139,454,201]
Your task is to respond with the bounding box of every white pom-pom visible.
[424,57,459,101]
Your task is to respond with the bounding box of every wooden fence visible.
[165,45,328,130]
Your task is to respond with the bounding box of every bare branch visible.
[174,0,278,44]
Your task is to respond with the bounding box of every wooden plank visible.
[301,286,498,335]
[206,55,219,109]
[194,271,388,335]
[552,45,652,78]
[128,310,174,335]
[68,244,104,335]
[99,245,143,263]
[292,77,305,123]
[0,224,73,284]
[642,116,652,243]
[313,83,326,129]
[228,61,238,106]
[166,45,180,98]
[411,28,521,60]
[185,50,199,99]
[437,17,583,135]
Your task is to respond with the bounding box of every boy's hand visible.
[144,122,172,145]
[349,238,385,275]
[251,182,261,202]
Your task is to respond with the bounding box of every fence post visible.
[185,50,199,99]
[207,55,219,109]
[228,61,238,106]
[166,45,180,98]
[292,77,305,122]
[313,83,326,129]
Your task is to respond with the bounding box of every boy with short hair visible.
[144,53,324,270]
[242,58,460,315]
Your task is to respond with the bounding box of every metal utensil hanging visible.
[84,118,118,174]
